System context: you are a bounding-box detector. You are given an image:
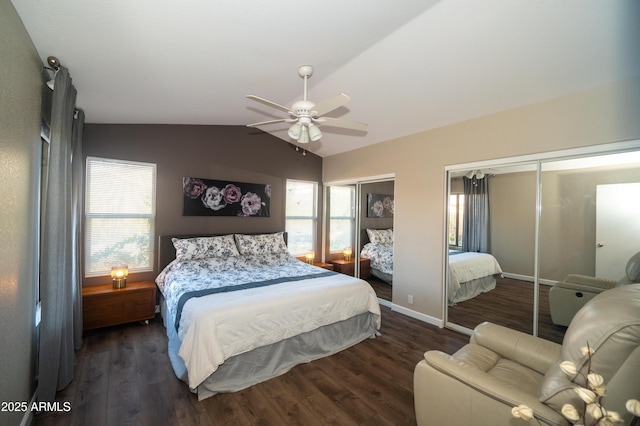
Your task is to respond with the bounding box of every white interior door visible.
[595,182,640,280]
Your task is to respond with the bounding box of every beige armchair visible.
[549,251,640,326]
[414,284,640,426]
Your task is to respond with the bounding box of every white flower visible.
[587,373,604,387]
[574,386,596,404]
[580,345,595,356]
[511,404,534,420]
[562,404,581,421]
[560,361,578,376]
[586,403,603,420]
[592,384,606,396]
[605,410,622,423]
[627,399,640,417]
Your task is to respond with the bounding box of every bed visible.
[156,231,381,400]
[448,250,503,305]
[360,228,393,284]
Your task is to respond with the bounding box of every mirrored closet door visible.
[445,140,640,343]
[325,176,395,304]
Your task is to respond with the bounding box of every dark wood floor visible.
[34,306,468,426]
[447,276,567,344]
[367,276,392,301]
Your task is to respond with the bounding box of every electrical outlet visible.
[408,295,414,304]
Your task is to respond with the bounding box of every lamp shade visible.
[111,264,128,289]
[308,124,322,141]
[305,251,315,264]
[288,123,302,139]
[298,126,310,143]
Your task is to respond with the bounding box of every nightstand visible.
[330,258,371,279]
[82,280,156,330]
[313,262,334,271]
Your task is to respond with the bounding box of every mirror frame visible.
[443,139,640,336]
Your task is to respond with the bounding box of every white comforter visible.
[157,253,380,389]
[448,252,503,298]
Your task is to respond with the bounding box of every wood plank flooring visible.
[447,276,567,344]
[34,306,468,426]
[366,276,392,302]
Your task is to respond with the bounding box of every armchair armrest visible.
[420,352,567,425]
[470,322,561,375]
[560,274,617,291]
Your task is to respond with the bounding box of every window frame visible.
[84,156,157,277]
[285,179,318,256]
[328,185,356,253]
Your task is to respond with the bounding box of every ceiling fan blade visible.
[311,93,351,116]
[246,95,292,114]
[316,116,368,131]
[246,118,292,128]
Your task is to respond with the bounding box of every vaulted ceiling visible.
[12,0,640,157]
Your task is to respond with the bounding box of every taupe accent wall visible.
[0,3,42,424]
[323,78,640,323]
[83,124,322,286]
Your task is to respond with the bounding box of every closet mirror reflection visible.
[325,178,395,304]
[445,141,640,344]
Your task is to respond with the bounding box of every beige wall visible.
[0,2,42,424]
[323,77,640,323]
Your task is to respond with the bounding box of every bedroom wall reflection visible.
[445,141,640,344]
[360,181,395,302]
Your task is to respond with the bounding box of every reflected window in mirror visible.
[448,193,464,249]
[329,186,356,254]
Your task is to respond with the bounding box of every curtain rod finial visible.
[47,56,60,70]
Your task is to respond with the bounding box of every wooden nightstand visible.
[330,258,371,279]
[313,262,334,271]
[82,280,156,330]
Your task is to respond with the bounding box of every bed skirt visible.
[161,297,379,400]
[448,275,497,306]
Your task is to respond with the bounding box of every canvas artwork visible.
[183,177,271,217]
[367,193,394,218]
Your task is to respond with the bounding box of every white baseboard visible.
[391,304,444,328]
[502,272,556,286]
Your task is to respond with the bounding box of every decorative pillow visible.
[172,234,239,261]
[234,232,288,255]
[626,251,640,282]
[366,228,393,246]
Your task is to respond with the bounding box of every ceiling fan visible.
[246,65,367,144]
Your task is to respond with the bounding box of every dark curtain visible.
[462,176,489,253]
[38,66,84,402]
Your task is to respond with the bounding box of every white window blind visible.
[285,179,317,255]
[85,157,156,277]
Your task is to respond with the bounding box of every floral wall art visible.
[183,177,271,217]
[367,193,394,218]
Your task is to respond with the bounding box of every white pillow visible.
[234,232,288,255]
[366,228,393,246]
[172,234,239,261]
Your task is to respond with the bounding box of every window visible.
[85,157,156,277]
[329,186,355,252]
[448,193,464,247]
[285,180,318,255]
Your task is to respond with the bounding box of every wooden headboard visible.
[157,232,288,271]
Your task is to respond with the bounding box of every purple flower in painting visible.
[239,192,263,216]
[265,184,271,198]
[183,177,207,199]
[371,200,384,217]
[222,184,242,204]
[201,186,227,211]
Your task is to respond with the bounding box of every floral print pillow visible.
[234,232,288,255]
[172,234,240,261]
[366,228,393,246]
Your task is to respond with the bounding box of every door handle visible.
[597,243,604,248]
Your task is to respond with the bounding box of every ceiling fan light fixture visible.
[298,126,310,144]
[308,124,322,141]
[287,123,302,139]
